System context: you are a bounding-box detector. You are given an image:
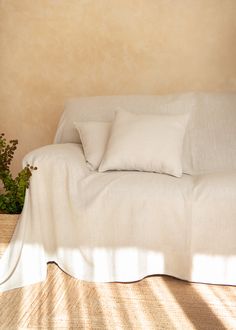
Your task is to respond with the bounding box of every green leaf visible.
[0,133,37,214]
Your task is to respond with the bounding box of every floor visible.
[1,263,236,329]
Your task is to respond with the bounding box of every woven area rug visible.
[0,263,236,329]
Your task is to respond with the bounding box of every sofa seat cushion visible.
[192,171,236,254]
[76,170,194,248]
[191,171,236,283]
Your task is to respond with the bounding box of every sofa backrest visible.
[187,92,236,174]
[54,92,236,174]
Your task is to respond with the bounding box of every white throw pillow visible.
[74,121,111,170]
[99,110,190,177]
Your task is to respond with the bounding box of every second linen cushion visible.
[99,110,190,177]
[74,121,111,170]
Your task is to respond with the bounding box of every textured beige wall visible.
[1,0,236,173]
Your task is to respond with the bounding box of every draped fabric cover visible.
[1,93,236,292]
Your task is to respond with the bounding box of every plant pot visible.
[0,213,19,257]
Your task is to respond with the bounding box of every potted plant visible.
[0,133,36,256]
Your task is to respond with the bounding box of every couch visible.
[1,92,236,292]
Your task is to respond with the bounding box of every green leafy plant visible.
[0,133,37,214]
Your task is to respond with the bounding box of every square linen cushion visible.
[99,110,190,177]
[74,121,111,170]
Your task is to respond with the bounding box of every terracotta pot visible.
[0,213,19,257]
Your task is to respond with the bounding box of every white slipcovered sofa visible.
[1,92,236,292]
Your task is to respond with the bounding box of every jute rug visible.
[0,263,236,330]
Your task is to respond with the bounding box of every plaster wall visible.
[0,0,236,172]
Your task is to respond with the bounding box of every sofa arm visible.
[23,143,90,179]
[0,144,89,292]
[21,143,90,218]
